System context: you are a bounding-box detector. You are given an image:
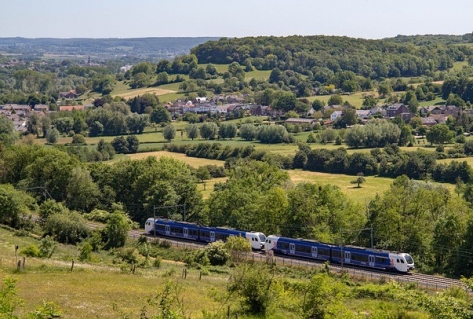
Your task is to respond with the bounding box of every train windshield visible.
[404,254,414,264]
[258,234,266,242]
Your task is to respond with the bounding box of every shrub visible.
[205,241,230,266]
[39,236,56,258]
[79,242,93,261]
[20,245,41,257]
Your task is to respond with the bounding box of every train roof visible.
[276,236,338,247]
[343,245,397,255]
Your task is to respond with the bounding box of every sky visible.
[0,0,472,39]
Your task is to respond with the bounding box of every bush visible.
[39,236,56,258]
[205,241,230,266]
[153,257,162,268]
[43,211,91,244]
[20,245,41,257]
[79,242,93,261]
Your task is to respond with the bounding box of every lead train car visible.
[145,218,266,250]
[265,235,415,273]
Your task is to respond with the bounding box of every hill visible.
[0,37,220,60]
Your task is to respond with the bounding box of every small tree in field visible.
[225,235,251,264]
[163,124,176,142]
[351,172,366,188]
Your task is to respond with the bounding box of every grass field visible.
[120,149,460,203]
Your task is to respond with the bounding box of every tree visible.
[204,240,230,266]
[66,166,100,212]
[97,139,115,160]
[195,166,211,183]
[71,134,86,144]
[227,264,274,315]
[199,122,218,140]
[163,124,176,142]
[0,184,35,228]
[327,94,343,106]
[43,210,91,244]
[239,123,257,141]
[111,136,129,154]
[350,172,366,188]
[46,128,60,144]
[0,115,17,146]
[218,122,237,139]
[311,99,325,111]
[186,124,200,140]
[103,211,131,249]
[126,113,149,134]
[336,108,357,128]
[378,82,392,98]
[398,125,413,146]
[224,236,252,263]
[426,124,454,145]
[126,135,139,153]
[150,106,171,125]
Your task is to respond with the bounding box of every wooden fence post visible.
[70,260,74,272]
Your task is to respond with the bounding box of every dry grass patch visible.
[126,151,225,168]
[116,88,176,99]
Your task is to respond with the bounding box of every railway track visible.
[132,231,471,292]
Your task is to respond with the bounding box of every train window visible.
[279,242,290,249]
[397,259,400,263]
[400,259,404,263]
[351,254,368,262]
[295,245,311,253]
[375,257,387,264]
[333,250,341,258]
[319,248,329,256]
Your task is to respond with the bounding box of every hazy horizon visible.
[1,0,472,40]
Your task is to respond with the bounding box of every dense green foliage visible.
[192,35,472,79]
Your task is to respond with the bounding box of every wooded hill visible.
[191,34,473,78]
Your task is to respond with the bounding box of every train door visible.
[183,228,188,238]
[289,243,295,255]
[311,246,318,258]
[369,255,375,267]
[210,231,215,242]
[344,251,351,263]
[165,225,170,235]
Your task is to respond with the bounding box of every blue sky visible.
[1,0,472,39]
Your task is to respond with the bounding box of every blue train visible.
[144,218,266,250]
[264,235,415,273]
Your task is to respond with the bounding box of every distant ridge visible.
[0,37,221,60]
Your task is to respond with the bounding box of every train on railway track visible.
[144,218,415,273]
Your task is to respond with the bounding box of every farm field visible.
[123,150,459,203]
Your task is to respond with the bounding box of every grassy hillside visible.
[0,226,470,319]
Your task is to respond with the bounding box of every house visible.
[400,112,414,123]
[444,105,460,117]
[194,97,207,103]
[13,120,27,132]
[59,90,78,99]
[216,104,229,115]
[285,118,315,126]
[369,106,385,117]
[34,104,49,112]
[356,110,371,119]
[421,117,438,126]
[428,114,447,124]
[386,103,409,118]
[330,111,342,122]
